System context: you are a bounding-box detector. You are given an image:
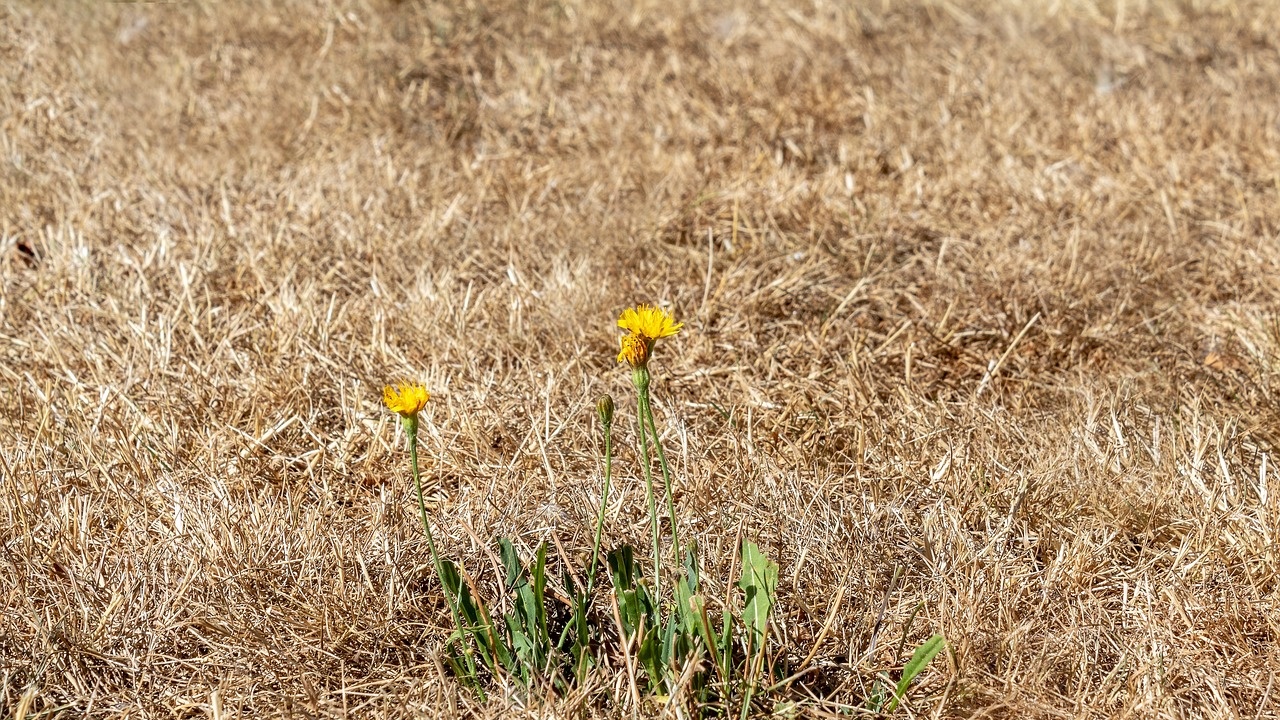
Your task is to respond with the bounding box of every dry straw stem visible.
[3,0,1280,717]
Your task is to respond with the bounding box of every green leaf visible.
[737,540,779,720]
[688,593,722,678]
[675,542,701,640]
[440,558,509,674]
[638,622,662,690]
[682,540,700,591]
[442,642,468,682]
[508,626,535,685]
[737,540,778,656]
[531,542,549,652]
[609,546,655,639]
[866,680,888,712]
[497,540,553,684]
[676,571,698,638]
[719,592,734,679]
[886,634,946,713]
[480,600,512,673]
[772,700,800,718]
[608,546,639,590]
[659,607,677,670]
[610,545,665,691]
[498,537,524,590]
[438,558,463,604]
[564,591,593,684]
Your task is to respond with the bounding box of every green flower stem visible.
[406,416,480,690]
[632,367,663,601]
[639,386,681,566]
[587,421,612,596]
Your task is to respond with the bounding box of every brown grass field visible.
[4,0,1280,717]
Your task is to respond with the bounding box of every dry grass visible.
[3,0,1280,716]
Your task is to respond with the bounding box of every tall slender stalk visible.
[638,386,681,566]
[634,386,663,601]
[407,418,480,690]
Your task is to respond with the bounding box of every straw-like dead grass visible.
[3,0,1280,716]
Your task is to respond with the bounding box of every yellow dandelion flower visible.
[616,304,682,367]
[383,383,430,417]
[617,304,683,341]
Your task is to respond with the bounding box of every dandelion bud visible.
[596,394,615,426]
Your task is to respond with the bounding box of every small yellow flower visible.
[383,383,430,417]
[617,304,683,341]
[616,304,682,367]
